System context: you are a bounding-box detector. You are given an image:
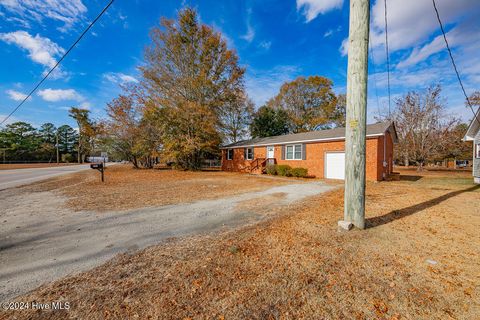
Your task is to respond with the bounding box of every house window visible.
[245,147,254,160]
[286,144,302,160]
[227,149,234,160]
[476,143,480,159]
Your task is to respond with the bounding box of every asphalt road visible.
[0,180,336,302]
[0,165,93,190]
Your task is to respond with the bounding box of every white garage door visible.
[325,152,345,180]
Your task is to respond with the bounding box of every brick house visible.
[221,121,398,181]
[463,107,480,184]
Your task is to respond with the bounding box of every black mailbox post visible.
[90,162,105,182]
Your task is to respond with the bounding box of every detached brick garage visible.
[221,121,398,181]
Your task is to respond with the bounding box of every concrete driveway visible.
[0,180,336,302]
[0,164,92,190]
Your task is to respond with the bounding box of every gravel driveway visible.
[0,180,336,302]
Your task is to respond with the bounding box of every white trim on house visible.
[285,144,303,160]
[245,147,254,160]
[220,133,384,149]
[226,149,233,160]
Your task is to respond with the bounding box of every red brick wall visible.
[375,133,394,180]
[221,135,394,181]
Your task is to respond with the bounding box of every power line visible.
[0,0,115,127]
[368,41,381,116]
[384,0,391,118]
[431,0,479,125]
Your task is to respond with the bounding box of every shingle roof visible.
[222,121,397,148]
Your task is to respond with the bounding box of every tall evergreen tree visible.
[250,106,291,138]
[140,8,245,170]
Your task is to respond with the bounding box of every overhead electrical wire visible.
[0,0,115,126]
[431,0,479,125]
[383,0,392,118]
[369,42,381,116]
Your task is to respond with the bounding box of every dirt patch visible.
[23,165,302,212]
[3,172,479,319]
[0,163,81,170]
[395,166,472,178]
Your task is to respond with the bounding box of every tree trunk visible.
[417,161,424,171]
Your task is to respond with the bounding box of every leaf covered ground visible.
[2,168,479,319]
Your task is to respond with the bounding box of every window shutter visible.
[252,148,254,159]
[302,144,307,160]
[243,148,246,159]
[281,145,285,160]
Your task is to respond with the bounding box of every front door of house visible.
[267,146,274,159]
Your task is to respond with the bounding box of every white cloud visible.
[37,89,83,102]
[324,25,342,38]
[296,0,343,22]
[0,31,64,71]
[6,89,28,101]
[246,65,301,106]
[258,41,272,50]
[340,38,348,56]
[79,101,91,110]
[103,72,138,84]
[0,0,87,32]
[240,8,255,43]
[370,0,478,52]
[241,25,255,43]
[397,18,480,68]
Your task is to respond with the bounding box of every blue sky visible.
[0,0,479,129]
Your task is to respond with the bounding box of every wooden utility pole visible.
[56,132,59,164]
[342,0,370,230]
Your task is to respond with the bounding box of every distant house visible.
[463,108,480,184]
[221,121,398,181]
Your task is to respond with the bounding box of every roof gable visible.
[464,108,480,141]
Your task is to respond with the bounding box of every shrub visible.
[61,153,74,163]
[265,164,277,175]
[277,164,292,177]
[290,167,308,178]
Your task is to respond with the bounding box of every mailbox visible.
[90,162,105,182]
[90,163,103,169]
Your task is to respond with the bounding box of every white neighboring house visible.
[463,108,480,184]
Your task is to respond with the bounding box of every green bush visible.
[265,164,277,175]
[290,167,308,178]
[277,164,292,177]
[61,153,74,163]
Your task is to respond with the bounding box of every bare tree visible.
[384,85,459,170]
[219,93,254,143]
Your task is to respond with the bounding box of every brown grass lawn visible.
[0,163,81,170]
[2,169,479,319]
[23,164,297,211]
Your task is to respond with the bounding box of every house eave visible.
[220,133,385,149]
